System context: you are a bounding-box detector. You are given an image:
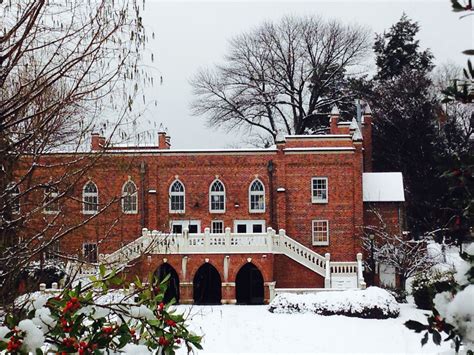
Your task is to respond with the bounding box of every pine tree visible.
[374,13,433,80]
[369,15,443,236]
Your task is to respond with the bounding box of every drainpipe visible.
[140,161,147,229]
[267,160,275,229]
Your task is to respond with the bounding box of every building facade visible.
[14,107,405,304]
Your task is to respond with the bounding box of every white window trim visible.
[122,180,138,214]
[248,179,266,213]
[43,189,59,214]
[169,179,185,214]
[9,183,20,214]
[209,179,226,213]
[233,220,266,233]
[312,219,329,246]
[83,181,99,215]
[211,220,224,234]
[170,220,201,234]
[311,177,328,204]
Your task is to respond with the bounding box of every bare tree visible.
[0,0,152,304]
[363,209,436,291]
[191,16,371,144]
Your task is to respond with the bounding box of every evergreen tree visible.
[374,13,433,80]
[369,15,443,236]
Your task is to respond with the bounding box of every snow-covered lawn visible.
[176,303,451,354]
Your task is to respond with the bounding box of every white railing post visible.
[324,253,331,288]
[279,229,286,238]
[204,227,210,252]
[225,227,231,249]
[266,227,274,252]
[356,252,365,289]
[142,228,148,238]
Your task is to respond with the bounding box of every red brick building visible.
[14,106,404,304]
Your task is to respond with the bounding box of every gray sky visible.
[138,0,473,149]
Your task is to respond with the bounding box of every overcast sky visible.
[137,0,473,149]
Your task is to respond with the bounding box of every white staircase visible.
[66,227,365,289]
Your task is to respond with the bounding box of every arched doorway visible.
[155,263,180,304]
[193,263,222,305]
[235,263,264,305]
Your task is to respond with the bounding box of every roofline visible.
[285,134,352,140]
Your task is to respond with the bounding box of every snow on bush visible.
[268,287,400,319]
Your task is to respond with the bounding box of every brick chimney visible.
[158,131,171,149]
[329,105,340,134]
[91,133,106,151]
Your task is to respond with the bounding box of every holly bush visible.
[0,266,202,354]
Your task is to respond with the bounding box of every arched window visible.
[122,180,138,214]
[209,179,225,213]
[169,180,185,213]
[83,181,98,214]
[8,183,20,214]
[249,179,265,213]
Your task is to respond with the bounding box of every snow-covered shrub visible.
[0,267,202,354]
[406,243,474,353]
[268,287,400,319]
[411,270,455,310]
[384,286,408,303]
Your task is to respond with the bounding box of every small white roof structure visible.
[330,105,340,115]
[363,172,405,202]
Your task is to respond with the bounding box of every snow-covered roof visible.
[363,172,405,202]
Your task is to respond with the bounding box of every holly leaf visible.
[405,320,427,333]
[421,332,429,346]
[433,330,442,345]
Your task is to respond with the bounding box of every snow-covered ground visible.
[175,303,451,354]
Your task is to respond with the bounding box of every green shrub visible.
[411,270,455,310]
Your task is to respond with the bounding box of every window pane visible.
[84,243,98,263]
[172,225,183,234]
[189,224,198,234]
[252,224,263,233]
[211,221,223,233]
[237,224,247,233]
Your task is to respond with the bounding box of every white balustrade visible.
[67,227,364,289]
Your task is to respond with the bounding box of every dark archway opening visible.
[193,263,222,305]
[236,263,264,305]
[155,263,180,304]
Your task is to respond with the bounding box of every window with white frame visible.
[83,181,99,214]
[209,179,225,213]
[45,240,60,260]
[43,186,59,214]
[311,177,328,203]
[312,220,329,245]
[249,179,265,212]
[122,180,138,214]
[9,183,20,214]
[169,180,185,213]
[83,243,98,263]
[211,220,224,234]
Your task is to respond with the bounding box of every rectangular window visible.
[83,243,98,263]
[45,241,60,260]
[211,221,224,234]
[170,195,184,213]
[252,224,263,233]
[172,224,183,234]
[43,189,59,214]
[312,220,329,246]
[311,177,328,203]
[236,224,247,233]
[188,224,198,234]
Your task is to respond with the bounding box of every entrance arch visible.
[235,263,264,305]
[155,263,180,304]
[193,263,222,305]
